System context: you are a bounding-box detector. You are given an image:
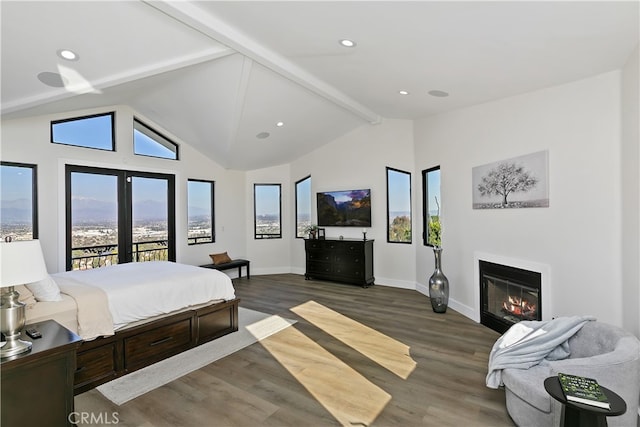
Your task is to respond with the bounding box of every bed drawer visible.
[124,319,192,370]
[197,303,237,344]
[75,342,118,390]
[73,299,240,395]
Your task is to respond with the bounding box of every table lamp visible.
[0,239,48,357]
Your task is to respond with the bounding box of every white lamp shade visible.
[0,240,48,288]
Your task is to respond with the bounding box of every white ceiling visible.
[1,1,638,170]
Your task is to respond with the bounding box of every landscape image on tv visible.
[317,189,371,227]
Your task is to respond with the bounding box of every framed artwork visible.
[317,228,326,239]
[472,150,549,209]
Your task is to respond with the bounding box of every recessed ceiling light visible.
[339,39,356,48]
[428,90,449,98]
[399,90,409,95]
[276,121,284,127]
[57,49,79,61]
[256,132,270,139]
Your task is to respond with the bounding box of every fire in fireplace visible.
[480,260,541,334]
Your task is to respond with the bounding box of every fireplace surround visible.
[479,260,543,334]
[473,253,550,332]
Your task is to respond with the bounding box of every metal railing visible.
[71,240,168,270]
[187,235,213,245]
[255,233,281,239]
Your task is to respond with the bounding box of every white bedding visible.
[25,293,78,333]
[51,261,236,331]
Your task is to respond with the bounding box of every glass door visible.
[129,174,172,263]
[66,165,175,270]
[67,168,120,270]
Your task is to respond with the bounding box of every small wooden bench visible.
[200,259,250,279]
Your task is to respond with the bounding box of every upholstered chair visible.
[501,321,640,427]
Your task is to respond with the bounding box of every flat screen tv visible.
[317,189,371,227]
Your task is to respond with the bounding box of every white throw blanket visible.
[486,315,595,389]
[54,275,115,340]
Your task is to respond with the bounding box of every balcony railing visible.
[187,235,213,245]
[71,240,168,270]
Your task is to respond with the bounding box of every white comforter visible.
[53,261,236,331]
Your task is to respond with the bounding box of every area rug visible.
[96,307,296,405]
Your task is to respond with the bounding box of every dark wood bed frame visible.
[74,298,240,394]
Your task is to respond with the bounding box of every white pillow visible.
[25,275,62,302]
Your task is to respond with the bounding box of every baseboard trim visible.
[416,282,478,323]
[373,276,415,290]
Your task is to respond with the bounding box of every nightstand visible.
[1,319,82,427]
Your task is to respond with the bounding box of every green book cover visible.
[558,373,610,410]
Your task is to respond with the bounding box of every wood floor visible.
[75,274,515,426]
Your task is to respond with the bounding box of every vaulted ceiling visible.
[1,1,638,170]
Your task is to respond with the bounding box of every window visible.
[0,162,38,240]
[51,112,115,151]
[422,166,441,246]
[66,165,175,270]
[188,179,214,245]
[295,175,311,238]
[386,167,412,243]
[133,119,179,160]
[254,184,281,239]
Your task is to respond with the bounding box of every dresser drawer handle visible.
[75,366,87,374]
[150,336,174,346]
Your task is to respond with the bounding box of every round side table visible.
[544,376,626,427]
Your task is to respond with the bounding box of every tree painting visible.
[472,151,549,209]
[477,162,538,207]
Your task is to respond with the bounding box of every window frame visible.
[386,167,412,244]
[295,175,311,239]
[133,118,179,160]
[65,164,176,270]
[254,183,282,239]
[0,161,38,240]
[187,179,215,245]
[422,166,441,247]
[51,112,115,152]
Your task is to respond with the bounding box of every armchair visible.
[501,321,640,426]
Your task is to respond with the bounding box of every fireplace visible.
[480,260,541,334]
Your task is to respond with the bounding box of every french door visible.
[65,165,175,270]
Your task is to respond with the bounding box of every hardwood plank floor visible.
[75,274,515,426]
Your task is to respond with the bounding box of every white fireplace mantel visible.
[473,252,551,324]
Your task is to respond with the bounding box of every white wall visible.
[413,71,625,326]
[621,44,640,337]
[289,119,416,288]
[0,105,246,273]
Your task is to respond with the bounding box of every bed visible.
[24,261,239,394]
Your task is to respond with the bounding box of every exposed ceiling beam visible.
[143,0,383,125]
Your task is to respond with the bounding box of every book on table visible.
[557,372,611,410]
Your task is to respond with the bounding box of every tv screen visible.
[317,189,371,227]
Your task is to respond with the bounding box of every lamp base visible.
[0,334,32,358]
[1,286,31,358]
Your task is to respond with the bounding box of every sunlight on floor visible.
[254,320,391,426]
[245,300,420,425]
[291,300,417,379]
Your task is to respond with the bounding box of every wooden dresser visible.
[305,238,374,287]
